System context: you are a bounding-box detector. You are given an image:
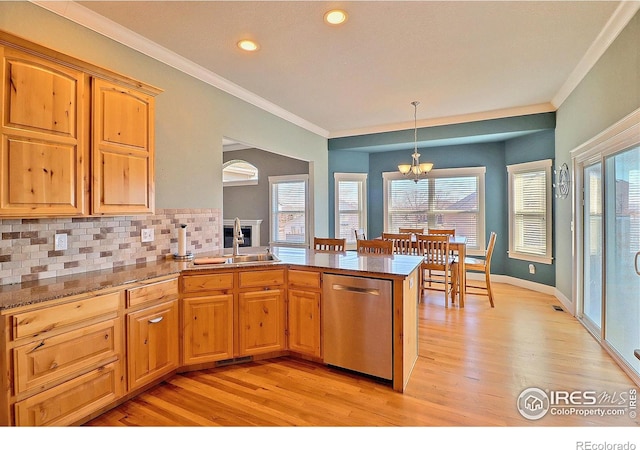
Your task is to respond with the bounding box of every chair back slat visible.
[356,239,393,255]
[398,227,424,235]
[314,237,346,252]
[382,233,415,255]
[427,228,455,237]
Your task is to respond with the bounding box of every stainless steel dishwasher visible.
[322,274,393,380]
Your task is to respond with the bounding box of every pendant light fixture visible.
[398,101,433,183]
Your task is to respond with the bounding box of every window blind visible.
[270,178,307,244]
[336,179,364,242]
[385,171,483,250]
[507,159,552,264]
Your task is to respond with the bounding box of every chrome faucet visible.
[232,217,244,257]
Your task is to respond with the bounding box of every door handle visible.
[635,251,640,276]
[332,284,380,295]
[148,316,164,324]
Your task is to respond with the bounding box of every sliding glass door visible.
[582,162,603,331]
[604,145,640,374]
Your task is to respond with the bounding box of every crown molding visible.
[329,103,556,139]
[552,0,640,109]
[30,0,330,138]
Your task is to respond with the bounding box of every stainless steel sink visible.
[225,253,280,264]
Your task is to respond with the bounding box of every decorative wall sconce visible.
[553,163,571,199]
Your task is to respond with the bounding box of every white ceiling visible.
[39,1,639,138]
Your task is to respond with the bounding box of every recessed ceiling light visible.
[324,9,348,25]
[237,39,259,52]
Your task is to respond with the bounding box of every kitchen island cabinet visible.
[0,250,422,426]
[287,269,322,358]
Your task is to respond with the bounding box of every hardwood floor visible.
[87,283,639,427]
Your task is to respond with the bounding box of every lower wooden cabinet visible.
[13,362,122,426]
[126,299,179,391]
[238,288,285,356]
[287,269,322,358]
[288,289,321,357]
[182,294,233,364]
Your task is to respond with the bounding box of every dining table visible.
[376,234,468,307]
[446,235,468,308]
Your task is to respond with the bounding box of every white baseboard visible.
[467,273,574,313]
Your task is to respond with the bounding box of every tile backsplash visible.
[0,208,222,286]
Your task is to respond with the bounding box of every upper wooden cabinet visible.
[92,79,155,215]
[0,33,161,218]
[0,47,88,216]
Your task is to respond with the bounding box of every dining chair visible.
[427,228,455,237]
[428,228,457,259]
[381,232,415,255]
[416,234,456,306]
[354,229,366,241]
[398,227,425,235]
[356,239,393,255]
[452,232,497,307]
[313,237,346,252]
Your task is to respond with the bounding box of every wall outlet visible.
[54,233,68,251]
[529,264,536,274]
[141,228,154,243]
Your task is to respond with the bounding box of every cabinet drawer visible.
[127,278,178,308]
[288,269,321,289]
[238,269,285,289]
[12,291,121,340]
[14,361,122,426]
[182,273,234,293]
[13,319,121,396]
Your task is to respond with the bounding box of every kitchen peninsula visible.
[0,247,422,426]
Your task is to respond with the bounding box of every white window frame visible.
[507,159,553,264]
[382,167,486,255]
[334,173,368,246]
[268,174,310,248]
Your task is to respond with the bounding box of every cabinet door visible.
[183,294,233,364]
[0,47,88,216]
[238,289,285,356]
[92,78,154,215]
[288,289,321,358]
[127,300,178,391]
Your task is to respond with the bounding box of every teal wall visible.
[0,2,329,236]
[504,130,556,284]
[328,122,556,286]
[327,151,370,239]
[555,10,640,300]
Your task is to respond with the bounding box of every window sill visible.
[508,251,553,265]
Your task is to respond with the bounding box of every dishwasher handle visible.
[331,284,380,296]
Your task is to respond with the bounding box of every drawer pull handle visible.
[148,316,164,324]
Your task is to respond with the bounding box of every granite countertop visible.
[0,259,187,311]
[0,247,423,311]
